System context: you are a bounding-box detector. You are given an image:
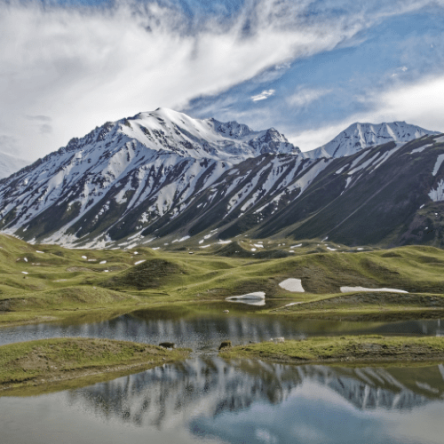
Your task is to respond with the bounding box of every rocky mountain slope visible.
[132,134,444,248]
[0,108,299,247]
[303,122,439,159]
[0,108,442,248]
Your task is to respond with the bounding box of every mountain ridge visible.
[0,109,442,249]
[303,121,440,159]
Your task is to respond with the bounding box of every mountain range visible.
[0,108,441,249]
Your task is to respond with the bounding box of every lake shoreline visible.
[219,336,444,366]
[0,338,191,396]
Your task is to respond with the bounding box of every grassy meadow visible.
[1,233,444,391]
[0,338,190,394]
[0,234,444,326]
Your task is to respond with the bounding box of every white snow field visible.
[340,287,408,293]
[279,279,305,293]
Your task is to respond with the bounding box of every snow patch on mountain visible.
[432,154,444,176]
[429,180,444,202]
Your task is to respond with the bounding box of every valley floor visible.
[1,234,444,392]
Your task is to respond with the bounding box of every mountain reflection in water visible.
[2,358,443,444]
[1,313,444,351]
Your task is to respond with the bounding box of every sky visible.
[1,0,444,161]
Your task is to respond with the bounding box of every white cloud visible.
[251,89,276,102]
[2,0,365,160]
[0,0,441,161]
[292,75,444,151]
[290,123,348,152]
[368,75,444,132]
[287,87,331,108]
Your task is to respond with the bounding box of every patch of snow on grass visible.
[327,247,337,251]
[134,260,146,265]
[81,256,87,259]
[22,271,28,275]
[251,248,257,252]
[218,240,231,245]
[36,251,44,254]
[253,244,264,248]
[279,279,305,293]
[103,270,109,273]
[341,287,408,293]
[290,244,303,248]
[199,244,212,249]
[100,260,107,264]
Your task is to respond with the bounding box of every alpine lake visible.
[2,309,444,444]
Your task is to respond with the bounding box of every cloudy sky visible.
[1,0,444,161]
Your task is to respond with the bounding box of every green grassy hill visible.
[1,233,444,326]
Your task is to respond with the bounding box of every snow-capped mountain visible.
[0,108,299,247]
[0,107,443,248]
[303,122,439,159]
[133,133,444,247]
[0,151,29,179]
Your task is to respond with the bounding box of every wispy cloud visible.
[1,0,443,160]
[26,115,52,122]
[291,74,444,151]
[251,89,275,102]
[287,88,331,108]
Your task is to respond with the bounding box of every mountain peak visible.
[303,121,440,159]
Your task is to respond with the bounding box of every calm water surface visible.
[1,357,444,444]
[1,312,443,352]
[1,313,444,443]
